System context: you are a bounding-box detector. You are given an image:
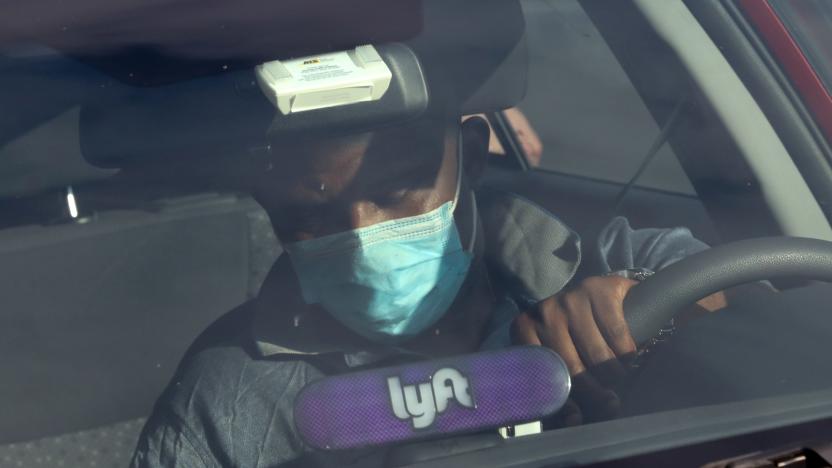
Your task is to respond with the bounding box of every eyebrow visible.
[366,156,440,194]
[274,148,444,211]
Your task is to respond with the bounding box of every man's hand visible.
[511,276,638,425]
[512,276,730,426]
[498,108,543,166]
[462,107,544,166]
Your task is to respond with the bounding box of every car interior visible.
[2,0,832,467]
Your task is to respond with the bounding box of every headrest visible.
[79,0,527,168]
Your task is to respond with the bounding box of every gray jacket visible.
[131,189,708,468]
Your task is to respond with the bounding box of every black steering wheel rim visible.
[623,236,832,345]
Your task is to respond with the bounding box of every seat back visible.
[0,193,280,443]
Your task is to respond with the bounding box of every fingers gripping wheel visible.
[293,346,570,451]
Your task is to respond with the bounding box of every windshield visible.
[2,1,832,467]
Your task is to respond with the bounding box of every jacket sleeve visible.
[595,216,709,273]
[129,302,323,468]
[131,409,218,468]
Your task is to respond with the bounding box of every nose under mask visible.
[284,137,477,343]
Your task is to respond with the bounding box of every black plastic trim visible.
[405,388,832,467]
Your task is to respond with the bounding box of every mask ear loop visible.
[454,128,478,253]
[452,130,464,209]
[467,190,478,253]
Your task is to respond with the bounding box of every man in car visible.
[468,107,544,166]
[131,110,725,467]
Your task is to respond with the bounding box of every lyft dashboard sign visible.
[293,346,571,450]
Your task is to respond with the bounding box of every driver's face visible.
[255,118,487,243]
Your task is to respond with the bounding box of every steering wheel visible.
[382,237,832,467]
[623,236,832,345]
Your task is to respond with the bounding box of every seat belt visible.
[612,93,689,214]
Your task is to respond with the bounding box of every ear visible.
[460,115,491,187]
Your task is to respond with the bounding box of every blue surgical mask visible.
[284,144,477,343]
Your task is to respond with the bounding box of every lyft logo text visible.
[387,368,475,429]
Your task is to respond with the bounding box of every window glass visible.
[515,0,696,195]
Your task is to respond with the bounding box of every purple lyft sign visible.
[294,346,571,450]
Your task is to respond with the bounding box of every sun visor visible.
[80,43,429,168]
[79,0,526,168]
[3,0,425,85]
